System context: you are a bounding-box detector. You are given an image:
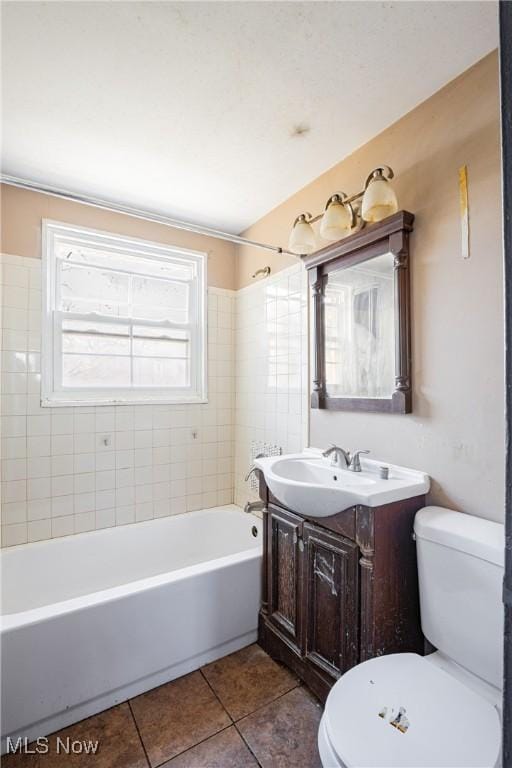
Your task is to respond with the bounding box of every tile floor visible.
[3,644,323,768]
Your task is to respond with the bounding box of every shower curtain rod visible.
[0,175,297,257]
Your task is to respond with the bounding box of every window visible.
[42,220,207,406]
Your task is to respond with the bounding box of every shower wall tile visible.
[234,264,309,508]
[0,254,308,546]
[1,254,235,546]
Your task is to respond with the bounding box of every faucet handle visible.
[349,449,370,472]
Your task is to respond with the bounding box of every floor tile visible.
[1,703,147,768]
[160,726,258,768]
[130,671,231,767]
[237,686,323,768]
[201,643,298,720]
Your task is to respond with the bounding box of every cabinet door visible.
[267,505,304,653]
[304,523,359,680]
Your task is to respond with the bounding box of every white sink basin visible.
[254,451,430,518]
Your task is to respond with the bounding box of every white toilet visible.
[318,506,504,768]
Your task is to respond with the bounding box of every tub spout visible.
[244,500,266,515]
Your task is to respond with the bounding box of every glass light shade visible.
[320,199,352,241]
[288,217,316,255]
[361,177,398,222]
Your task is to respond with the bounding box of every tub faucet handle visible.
[245,453,265,482]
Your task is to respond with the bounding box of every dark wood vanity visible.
[257,475,426,703]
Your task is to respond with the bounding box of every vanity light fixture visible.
[287,166,399,255]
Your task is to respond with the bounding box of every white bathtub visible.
[0,505,262,749]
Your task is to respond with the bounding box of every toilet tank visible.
[414,506,504,690]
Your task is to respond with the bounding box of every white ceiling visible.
[1,1,498,233]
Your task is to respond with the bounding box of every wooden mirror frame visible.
[302,210,414,414]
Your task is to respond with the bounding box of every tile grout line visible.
[199,664,303,768]
[199,667,235,725]
[200,648,302,726]
[127,699,152,768]
[199,666,267,767]
[150,723,234,768]
[233,683,324,768]
[232,680,302,724]
[232,722,264,768]
[146,670,236,768]
[232,684,305,767]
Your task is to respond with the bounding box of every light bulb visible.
[361,167,398,223]
[320,195,352,241]
[288,214,316,255]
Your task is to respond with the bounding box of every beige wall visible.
[236,52,504,522]
[1,184,236,289]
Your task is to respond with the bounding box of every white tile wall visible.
[0,254,309,546]
[0,254,235,546]
[234,264,309,507]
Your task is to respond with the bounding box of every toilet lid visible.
[324,654,501,768]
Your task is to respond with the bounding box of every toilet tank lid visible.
[414,507,504,567]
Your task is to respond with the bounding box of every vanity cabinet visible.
[259,479,426,703]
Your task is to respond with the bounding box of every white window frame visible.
[41,220,207,407]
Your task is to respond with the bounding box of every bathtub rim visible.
[0,504,252,559]
[1,507,262,630]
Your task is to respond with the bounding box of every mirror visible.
[325,252,395,399]
[303,211,413,413]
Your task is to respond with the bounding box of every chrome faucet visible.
[322,445,370,472]
[322,445,350,469]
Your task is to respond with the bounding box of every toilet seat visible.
[322,653,501,768]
